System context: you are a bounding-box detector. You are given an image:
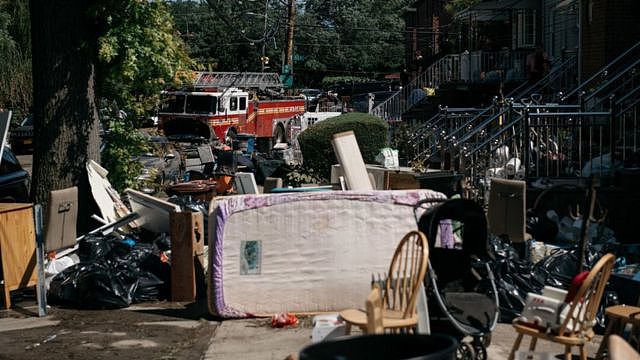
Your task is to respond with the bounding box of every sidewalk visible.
[205,317,603,360]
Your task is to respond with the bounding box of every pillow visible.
[564,270,590,303]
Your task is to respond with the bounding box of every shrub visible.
[297,112,388,181]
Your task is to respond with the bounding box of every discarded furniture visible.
[263,177,283,193]
[487,177,531,243]
[0,203,37,309]
[170,211,205,302]
[233,172,259,194]
[44,187,78,253]
[596,304,640,358]
[507,253,616,360]
[331,131,373,191]
[331,164,425,191]
[340,230,429,334]
[126,188,181,234]
[207,189,446,318]
[365,284,384,335]
[165,180,217,202]
[608,334,640,360]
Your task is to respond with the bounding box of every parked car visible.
[347,91,396,113]
[0,146,30,202]
[300,88,323,109]
[10,115,34,154]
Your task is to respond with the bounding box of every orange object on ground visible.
[271,313,298,328]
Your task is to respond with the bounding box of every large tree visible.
[29,0,102,232]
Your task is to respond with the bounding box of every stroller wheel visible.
[456,342,476,360]
[472,342,488,360]
[480,334,491,348]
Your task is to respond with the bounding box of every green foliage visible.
[0,0,31,118]
[443,0,481,16]
[92,0,194,190]
[93,0,194,118]
[283,164,325,187]
[321,76,372,89]
[100,108,150,193]
[297,112,388,181]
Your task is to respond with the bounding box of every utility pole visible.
[281,0,295,89]
[285,0,296,68]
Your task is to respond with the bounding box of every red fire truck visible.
[158,72,305,150]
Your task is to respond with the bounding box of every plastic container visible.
[299,334,458,360]
[234,133,256,154]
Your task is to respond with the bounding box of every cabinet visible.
[0,203,37,308]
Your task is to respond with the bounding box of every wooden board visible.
[170,211,205,302]
[0,203,37,308]
[331,131,373,191]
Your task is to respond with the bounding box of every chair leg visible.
[564,345,572,360]
[596,318,616,359]
[529,337,538,352]
[579,345,587,360]
[508,333,523,360]
[344,322,352,335]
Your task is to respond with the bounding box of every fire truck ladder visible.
[193,72,282,90]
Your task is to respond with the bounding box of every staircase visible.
[395,40,640,202]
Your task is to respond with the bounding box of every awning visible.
[456,0,537,21]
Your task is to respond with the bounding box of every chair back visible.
[384,230,429,319]
[487,177,527,243]
[557,253,615,335]
[366,284,384,334]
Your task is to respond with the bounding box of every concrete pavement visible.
[204,317,603,360]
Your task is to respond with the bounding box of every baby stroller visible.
[416,198,500,360]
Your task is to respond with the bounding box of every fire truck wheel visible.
[273,124,286,144]
[225,128,237,145]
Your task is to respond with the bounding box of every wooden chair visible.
[508,253,616,360]
[340,230,429,334]
[608,334,640,360]
[487,177,531,243]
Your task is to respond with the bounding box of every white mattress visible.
[207,190,446,318]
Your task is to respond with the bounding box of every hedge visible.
[298,112,388,181]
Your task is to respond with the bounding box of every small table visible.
[596,304,640,358]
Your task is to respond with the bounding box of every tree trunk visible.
[30,0,101,234]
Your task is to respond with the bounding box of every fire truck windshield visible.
[186,95,217,115]
[160,94,186,113]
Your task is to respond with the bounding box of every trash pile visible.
[489,235,627,330]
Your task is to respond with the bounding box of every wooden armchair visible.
[508,253,616,360]
[340,230,429,334]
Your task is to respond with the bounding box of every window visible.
[230,97,238,111]
[185,95,216,114]
[239,97,247,111]
[513,9,536,48]
[160,94,186,113]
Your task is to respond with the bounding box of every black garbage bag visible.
[489,235,544,322]
[49,260,138,309]
[77,234,115,262]
[49,234,169,309]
